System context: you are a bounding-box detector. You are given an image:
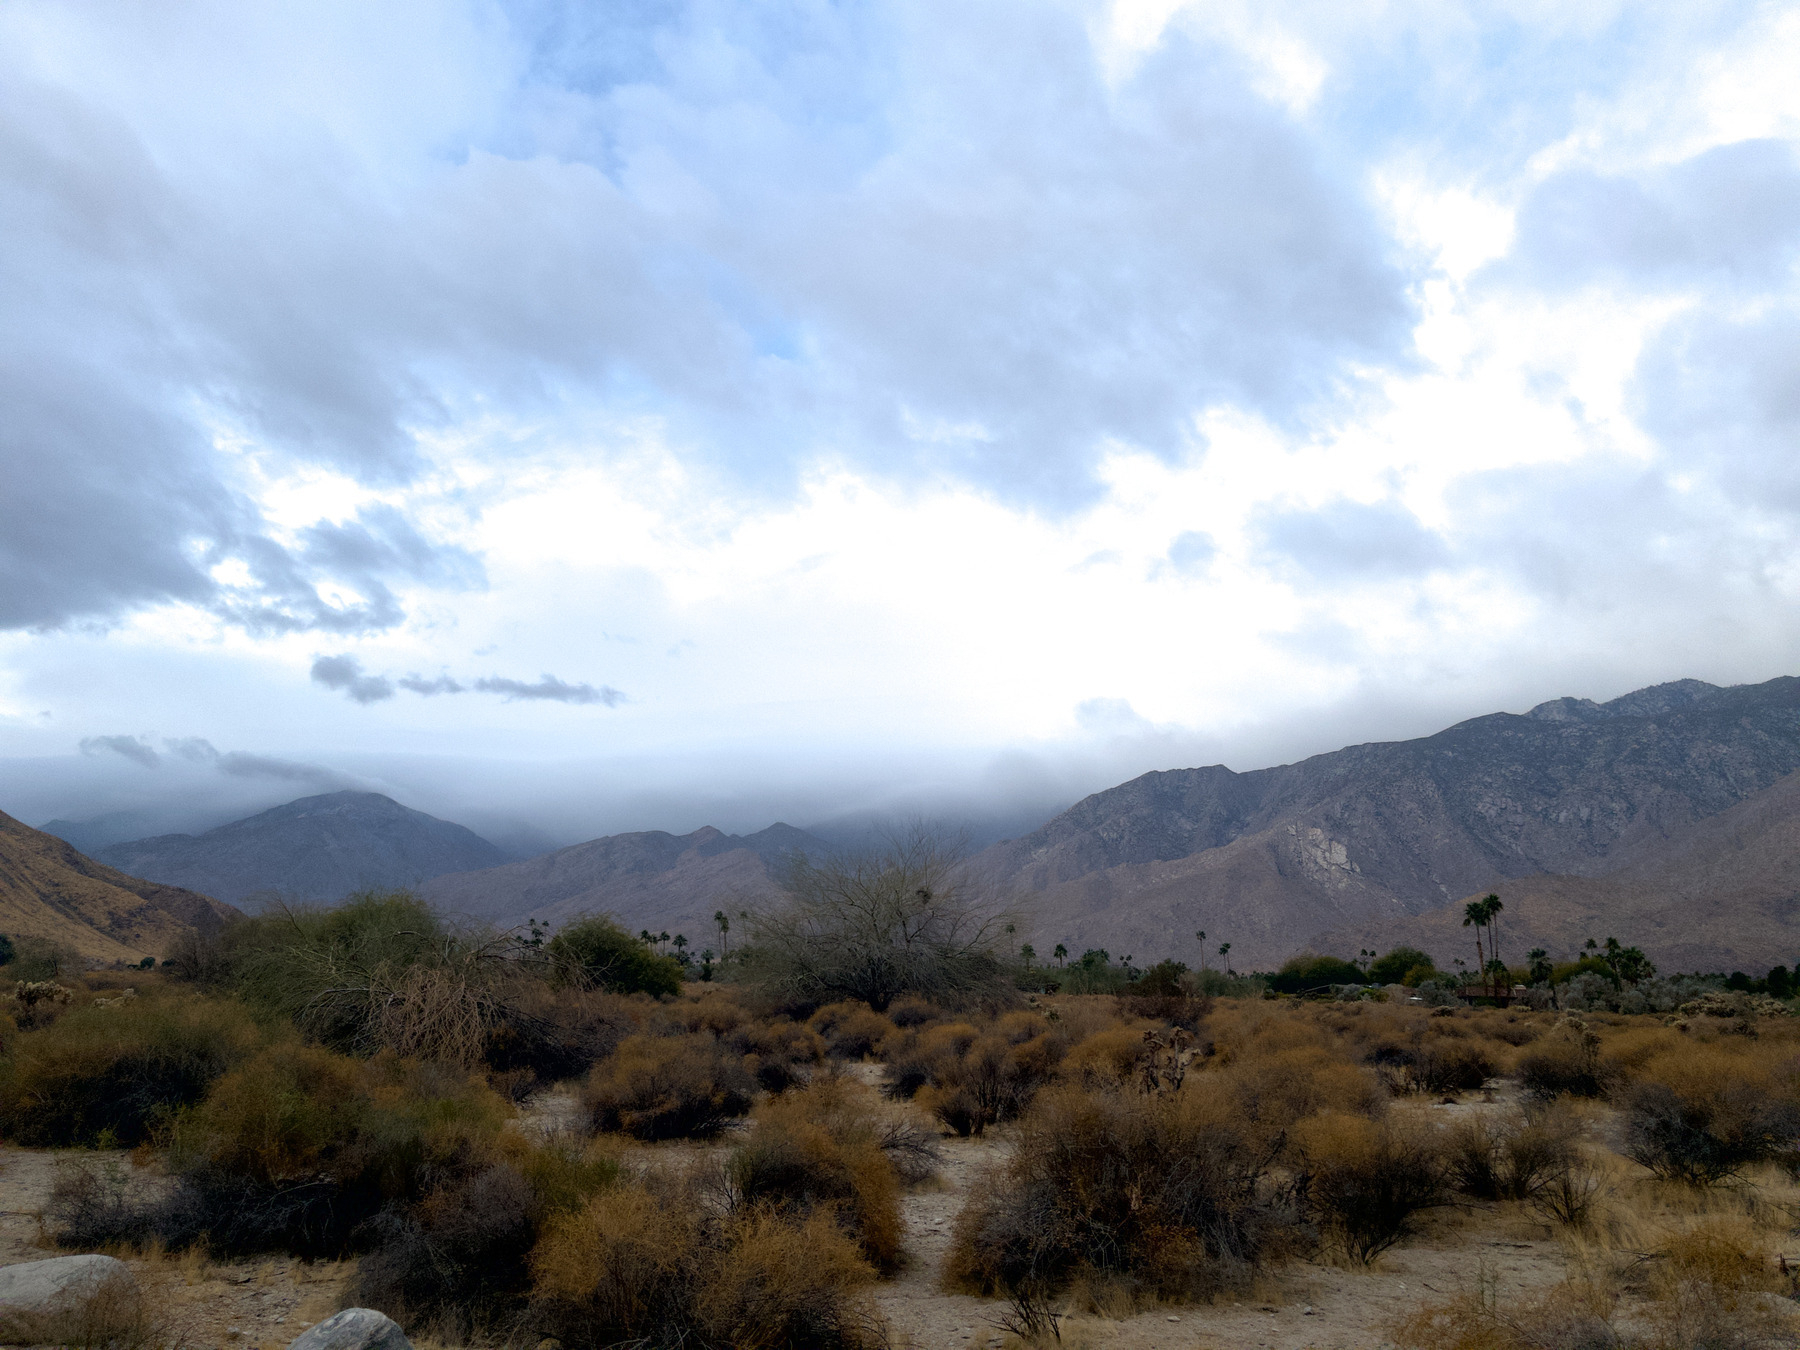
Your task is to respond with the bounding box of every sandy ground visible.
[0,1081,1578,1350]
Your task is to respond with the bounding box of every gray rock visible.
[287,1308,412,1350]
[0,1254,138,1341]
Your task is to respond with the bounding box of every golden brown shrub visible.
[1292,1111,1449,1263]
[729,1080,905,1270]
[809,1002,898,1060]
[583,1032,755,1140]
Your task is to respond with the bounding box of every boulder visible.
[0,1254,138,1343]
[287,1308,413,1350]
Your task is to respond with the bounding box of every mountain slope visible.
[976,677,1800,969]
[1315,768,1800,974]
[0,809,238,962]
[422,823,826,943]
[95,792,508,907]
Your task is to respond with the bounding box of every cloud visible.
[1507,140,1800,289]
[310,655,395,704]
[158,736,350,788]
[1254,499,1449,581]
[313,655,621,706]
[78,735,159,769]
[472,675,624,706]
[0,0,1418,639]
[397,674,465,696]
[1165,531,1217,575]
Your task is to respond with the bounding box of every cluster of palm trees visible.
[1461,893,1508,997]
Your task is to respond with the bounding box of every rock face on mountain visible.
[0,809,238,961]
[423,824,827,943]
[1317,767,1800,975]
[977,677,1800,970]
[95,792,507,908]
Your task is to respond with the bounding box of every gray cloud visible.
[397,674,465,696]
[472,675,624,705]
[310,655,395,704]
[1255,499,1449,581]
[160,736,347,788]
[0,1,1416,636]
[1506,140,1800,288]
[78,735,159,769]
[313,655,621,706]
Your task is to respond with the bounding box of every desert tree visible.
[741,824,1018,1011]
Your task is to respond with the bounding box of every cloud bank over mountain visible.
[4,0,1800,840]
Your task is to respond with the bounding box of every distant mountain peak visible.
[94,791,506,907]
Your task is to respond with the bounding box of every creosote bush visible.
[583,1032,755,1140]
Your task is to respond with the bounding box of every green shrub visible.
[547,916,683,998]
[583,1033,754,1140]
[0,993,267,1146]
[1268,955,1366,996]
[1367,947,1437,986]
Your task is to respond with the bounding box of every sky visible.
[4,0,1800,851]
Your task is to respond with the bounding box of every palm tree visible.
[1197,930,1207,971]
[1483,895,1505,989]
[1218,942,1232,974]
[714,909,730,960]
[1462,899,1489,995]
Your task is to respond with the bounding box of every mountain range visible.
[0,809,237,962]
[92,791,508,908]
[974,676,1800,970]
[422,823,827,948]
[24,674,1800,974]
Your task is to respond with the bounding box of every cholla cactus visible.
[1136,1026,1197,1094]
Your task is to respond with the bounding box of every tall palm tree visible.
[1483,895,1505,991]
[1462,899,1489,995]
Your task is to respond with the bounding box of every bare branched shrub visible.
[583,1032,754,1140]
[1621,1041,1800,1185]
[743,826,1016,1012]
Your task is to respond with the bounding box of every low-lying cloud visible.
[311,656,623,707]
[81,733,348,790]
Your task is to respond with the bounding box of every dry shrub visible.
[695,1210,886,1350]
[1293,1111,1449,1264]
[1447,1102,1584,1204]
[727,1016,826,1092]
[530,1177,886,1350]
[1620,1041,1800,1185]
[0,1259,167,1350]
[1211,1045,1387,1146]
[1410,1037,1500,1096]
[886,995,943,1028]
[481,981,643,1090]
[881,1020,979,1099]
[1637,1221,1798,1350]
[583,1032,755,1140]
[809,1002,898,1060]
[945,1083,1295,1307]
[1518,1023,1610,1099]
[1058,1025,1145,1089]
[48,1044,511,1258]
[728,1080,906,1270]
[352,1139,622,1338]
[0,992,267,1146]
[1395,1272,1621,1350]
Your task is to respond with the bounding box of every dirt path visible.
[0,1147,353,1350]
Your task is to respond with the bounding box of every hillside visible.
[95,791,507,908]
[422,823,826,943]
[975,676,1800,970]
[0,808,238,962]
[1315,768,1800,974]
